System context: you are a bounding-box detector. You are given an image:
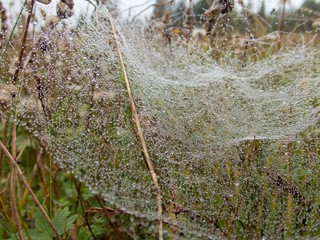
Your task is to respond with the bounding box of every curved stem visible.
[0,141,62,240]
[109,16,163,240]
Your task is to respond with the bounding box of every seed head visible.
[57,1,74,19]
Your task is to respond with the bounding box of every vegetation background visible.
[1,0,320,239]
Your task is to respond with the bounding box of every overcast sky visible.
[2,0,313,22]
[119,0,309,20]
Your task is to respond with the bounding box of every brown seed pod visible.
[57,1,74,19]
[35,0,52,5]
[45,15,60,29]
[39,8,47,19]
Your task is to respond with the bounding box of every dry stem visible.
[9,118,24,240]
[0,140,62,240]
[108,16,163,240]
[0,112,10,172]
[12,0,35,85]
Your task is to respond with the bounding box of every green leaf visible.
[78,227,90,240]
[66,214,78,232]
[52,208,71,235]
[26,230,52,240]
[31,207,53,238]
[0,217,12,237]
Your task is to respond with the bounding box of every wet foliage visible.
[1,0,320,239]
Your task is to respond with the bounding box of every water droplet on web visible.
[3,2,320,238]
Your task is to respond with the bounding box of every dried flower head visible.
[57,1,74,19]
[38,36,52,52]
[192,28,206,41]
[45,15,60,29]
[9,56,19,75]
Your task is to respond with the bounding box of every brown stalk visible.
[12,0,35,85]
[95,195,125,240]
[108,17,163,240]
[279,0,287,32]
[19,152,42,209]
[0,112,10,172]
[10,118,24,240]
[0,140,62,240]
[35,75,50,121]
[0,194,10,221]
[72,177,97,240]
[35,153,49,199]
[265,168,308,206]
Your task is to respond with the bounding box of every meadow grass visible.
[1,1,320,239]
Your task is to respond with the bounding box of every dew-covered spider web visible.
[2,1,320,238]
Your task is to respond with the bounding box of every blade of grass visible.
[0,140,62,240]
[108,16,163,240]
[0,0,27,65]
[0,195,10,222]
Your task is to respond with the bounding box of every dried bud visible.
[57,1,74,19]
[9,56,19,75]
[38,36,52,52]
[192,28,206,41]
[39,8,47,19]
[35,0,52,4]
[162,11,172,25]
[45,15,60,29]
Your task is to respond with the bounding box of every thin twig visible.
[10,167,24,240]
[95,195,125,240]
[0,140,62,240]
[0,113,10,173]
[72,177,97,240]
[108,17,163,240]
[10,117,24,240]
[12,0,35,85]
[131,1,172,23]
